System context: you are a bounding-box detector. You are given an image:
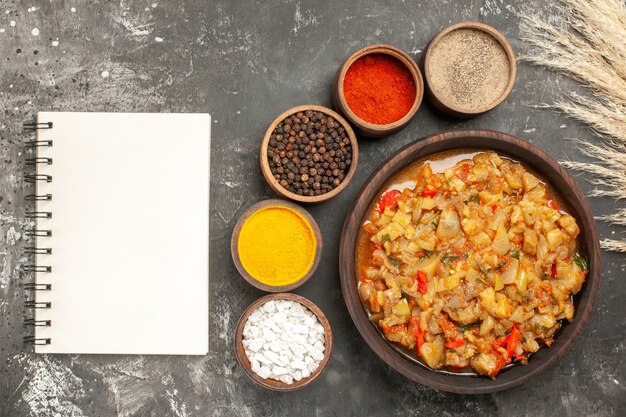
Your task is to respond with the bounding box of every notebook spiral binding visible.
[23,120,53,347]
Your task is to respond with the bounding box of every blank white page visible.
[33,112,210,355]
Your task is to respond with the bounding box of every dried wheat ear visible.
[520,0,626,252]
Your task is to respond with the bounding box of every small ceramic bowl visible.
[260,104,359,204]
[422,21,516,118]
[332,44,424,138]
[234,292,333,391]
[231,199,322,292]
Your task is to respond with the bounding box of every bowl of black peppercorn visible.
[260,105,359,203]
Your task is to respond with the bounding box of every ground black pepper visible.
[267,110,352,197]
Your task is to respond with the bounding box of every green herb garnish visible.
[510,249,520,259]
[419,251,436,261]
[381,234,391,243]
[442,254,460,264]
[522,337,527,343]
[573,253,588,271]
[466,194,480,203]
[431,221,438,228]
[458,325,469,332]
[389,257,401,268]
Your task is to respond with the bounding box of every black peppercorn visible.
[267,109,353,197]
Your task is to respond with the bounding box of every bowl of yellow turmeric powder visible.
[231,199,323,292]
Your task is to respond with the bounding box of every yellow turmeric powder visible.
[237,206,316,286]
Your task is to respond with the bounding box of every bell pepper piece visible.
[445,338,466,349]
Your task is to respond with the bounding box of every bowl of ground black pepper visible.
[332,44,424,138]
[260,105,358,203]
[422,22,516,118]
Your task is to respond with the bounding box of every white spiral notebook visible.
[26,112,210,355]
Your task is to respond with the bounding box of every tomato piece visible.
[420,187,438,197]
[492,336,508,350]
[378,189,402,213]
[491,204,498,213]
[490,354,509,377]
[437,314,456,333]
[491,326,522,360]
[416,270,428,294]
[445,338,466,349]
[506,326,522,358]
[551,263,557,278]
[547,199,558,210]
[359,275,368,283]
[409,317,424,354]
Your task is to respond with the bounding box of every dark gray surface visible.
[1,1,624,416]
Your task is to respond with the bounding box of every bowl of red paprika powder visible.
[332,44,424,138]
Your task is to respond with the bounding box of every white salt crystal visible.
[262,327,276,342]
[292,324,309,334]
[291,358,306,370]
[254,353,273,366]
[248,310,262,323]
[310,348,324,362]
[258,366,271,379]
[279,374,293,384]
[268,340,285,353]
[242,299,326,385]
[290,344,305,359]
[272,366,288,376]
[247,339,263,352]
[293,334,308,344]
[264,350,283,366]
[263,300,276,313]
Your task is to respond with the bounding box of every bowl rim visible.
[335,43,424,132]
[338,128,600,394]
[231,199,323,292]
[260,104,359,204]
[423,21,517,116]
[234,292,334,391]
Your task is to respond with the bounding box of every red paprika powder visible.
[343,54,416,125]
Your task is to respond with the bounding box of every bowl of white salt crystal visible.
[234,293,333,391]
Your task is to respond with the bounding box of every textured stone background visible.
[1,1,624,416]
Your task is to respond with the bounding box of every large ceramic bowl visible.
[338,129,600,394]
